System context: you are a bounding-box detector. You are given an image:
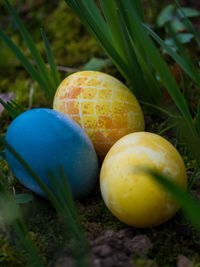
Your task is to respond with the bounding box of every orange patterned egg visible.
[53,71,144,160]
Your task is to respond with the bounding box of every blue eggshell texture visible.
[5,108,99,199]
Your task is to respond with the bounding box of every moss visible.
[0,234,25,267]
[45,1,103,67]
[0,160,9,176]
[23,197,65,263]
[77,191,126,232]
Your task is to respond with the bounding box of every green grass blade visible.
[117,8,161,104]
[99,0,127,61]
[117,0,196,135]
[65,0,157,102]
[64,0,133,88]
[58,166,86,234]
[0,98,20,118]
[166,23,200,92]
[47,169,90,266]
[141,101,181,119]
[40,28,60,88]
[5,0,55,97]
[0,29,50,96]
[149,170,200,230]
[1,137,90,264]
[117,10,155,102]
[10,100,26,113]
[0,136,62,212]
[83,0,110,41]
[125,0,144,21]
[145,24,200,90]
[0,171,45,267]
[174,0,200,46]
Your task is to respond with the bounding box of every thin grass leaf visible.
[14,193,33,204]
[58,166,85,234]
[145,24,200,91]
[140,101,181,119]
[0,97,22,118]
[1,137,90,265]
[40,28,60,87]
[125,0,144,21]
[65,0,158,102]
[166,23,200,91]
[0,136,63,211]
[99,0,127,61]
[174,0,200,46]
[5,0,55,98]
[47,171,83,239]
[83,0,111,41]
[47,169,90,266]
[117,9,158,103]
[10,100,26,113]
[81,57,111,71]
[65,0,131,83]
[116,0,196,136]
[149,170,200,230]
[0,29,50,96]
[0,170,44,267]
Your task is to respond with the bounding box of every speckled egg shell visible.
[100,132,187,227]
[5,108,99,199]
[53,71,144,160]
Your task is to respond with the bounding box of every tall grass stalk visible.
[64,0,200,165]
[0,0,60,100]
[0,136,90,266]
[149,170,200,230]
[0,169,45,267]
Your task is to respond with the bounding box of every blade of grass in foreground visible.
[0,137,90,266]
[0,98,22,118]
[116,0,196,136]
[64,0,157,103]
[0,29,49,95]
[117,9,161,104]
[48,169,90,266]
[99,0,127,62]
[65,0,132,83]
[174,0,200,46]
[145,24,200,91]
[0,169,45,267]
[40,28,60,88]
[5,0,55,95]
[149,170,200,230]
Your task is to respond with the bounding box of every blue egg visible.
[5,108,99,199]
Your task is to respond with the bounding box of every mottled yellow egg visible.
[100,132,187,227]
[53,71,144,159]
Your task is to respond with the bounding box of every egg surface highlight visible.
[5,108,99,199]
[100,132,187,227]
[53,71,144,160]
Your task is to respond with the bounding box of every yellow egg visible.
[53,71,144,159]
[100,132,187,227]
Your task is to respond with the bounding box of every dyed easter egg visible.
[5,108,98,199]
[100,132,187,227]
[53,71,144,160]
